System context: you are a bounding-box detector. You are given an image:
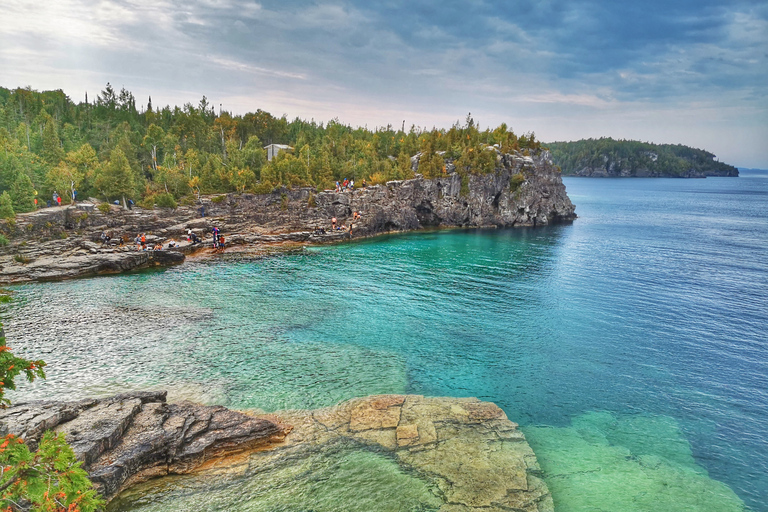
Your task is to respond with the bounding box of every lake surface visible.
[4,176,767,511]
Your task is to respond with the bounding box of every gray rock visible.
[0,391,289,501]
[0,148,575,285]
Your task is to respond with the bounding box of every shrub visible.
[211,195,227,203]
[460,173,470,197]
[155,192,178,209]
[307,193,317,208]
[280,193,288,211]
[253,181,274,195]
[369,172,387,185]
[0,234,8,246]
[97,203,111,214]
[510,172,525,192]
[13,254,31,264]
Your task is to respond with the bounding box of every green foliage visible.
[307,192,317,208]
[547,138,738,177]
[210,195,226,203]
[154,192,177,209]
[97,203,111,214]
[95,147,135,205]
[0,192,15,220]
[0,235,8,247]
[0,432,105,512]
[0,87,548,203]
[0,323,46,407]
[510,172,525,192]
[12,254,31,264]
[9,173,35,213]
[280,193,288,211]
[460,173,470,197]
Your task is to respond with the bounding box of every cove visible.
[4,176,767,511]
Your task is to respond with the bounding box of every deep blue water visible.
[4,176,767,511]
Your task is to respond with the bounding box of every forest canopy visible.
[0,85,542,212]
[547,138,738,177]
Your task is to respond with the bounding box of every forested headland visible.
[0,84,543,216]
[547,138,738,178]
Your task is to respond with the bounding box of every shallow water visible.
[4,176,767,511]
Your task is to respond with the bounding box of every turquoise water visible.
[4,177,767,511]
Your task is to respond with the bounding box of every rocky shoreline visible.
[0,149,575,285]
[0,392,553,511]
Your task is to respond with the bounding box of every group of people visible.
[185,227,224,250]
[333,179,368,192]
[331,215,360,235]
[135,233,162,251]
[211,226,225,250]
[335,178,355,192]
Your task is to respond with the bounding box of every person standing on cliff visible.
[332,217,337,230]
[212,226,219,249]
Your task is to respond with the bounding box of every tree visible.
[142,124,165,173]
[95,147,135,207]
[9,173,36,213]
[0,323,103,512]
[0,192,14,220]
[65,144,100,199]
[46,162,82,204]
[41,118,65,165]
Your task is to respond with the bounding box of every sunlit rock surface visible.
[0,393,552,511]
[111,395,552,512]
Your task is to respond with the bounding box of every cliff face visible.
[319,148,576,234]
[0,148,575,284]
[563,159,738,178]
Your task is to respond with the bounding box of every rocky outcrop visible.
[0,391,291,500]
[0,148,574,284]
[271,394,553,512]
[547,139,739,178]
[0,393,552,511]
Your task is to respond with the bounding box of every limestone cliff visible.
[0,148,575,284]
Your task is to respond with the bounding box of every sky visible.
[1,0,767,168]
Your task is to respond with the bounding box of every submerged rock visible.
[0,394,552,511]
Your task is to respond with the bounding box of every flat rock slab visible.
[255,395,553,512]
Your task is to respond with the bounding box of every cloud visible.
[1,0,766,166]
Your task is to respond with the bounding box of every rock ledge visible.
[0,393,552,511]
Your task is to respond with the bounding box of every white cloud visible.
[209,56,307,80]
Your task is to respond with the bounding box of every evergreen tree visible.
[41,118,64,164]
[0,191,14,220]
[10,172,35,212]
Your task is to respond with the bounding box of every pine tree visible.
[41,118,64,164]
[0,191,15,220]
[10,172,36,213]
